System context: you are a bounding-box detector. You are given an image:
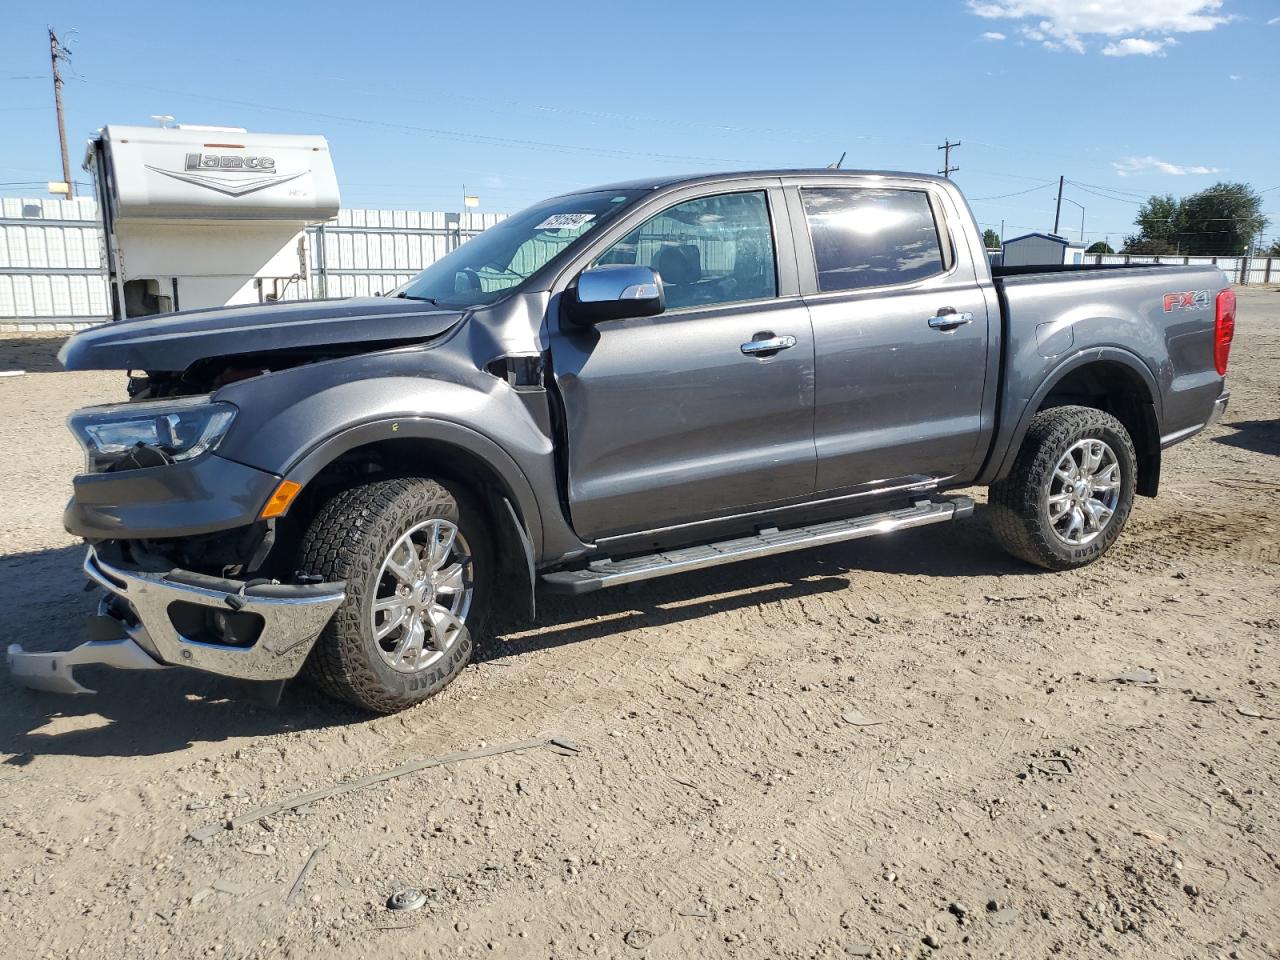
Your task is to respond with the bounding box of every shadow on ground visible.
[0,507,1029,761]
[0,336,69,373]
[1215,419,1280,457]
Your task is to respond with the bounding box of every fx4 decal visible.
[1163,290,1210,312]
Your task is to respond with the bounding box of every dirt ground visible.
[0,290,1276,960]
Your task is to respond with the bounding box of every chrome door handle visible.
[928,311,974,330]
[741,334,797,356]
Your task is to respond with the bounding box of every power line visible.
[969,182,1057,201]
[90,79,762,166]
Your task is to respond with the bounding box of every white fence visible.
[2,196,1277,328]
[0,197,505,328]
[1083,252,1279,285]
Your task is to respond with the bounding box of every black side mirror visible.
[566,264,664,326]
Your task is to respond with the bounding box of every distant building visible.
[1000,232,1087,267]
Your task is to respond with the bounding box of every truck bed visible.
[991,261,1228,453]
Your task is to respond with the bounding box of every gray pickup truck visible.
[10,170,1234,713]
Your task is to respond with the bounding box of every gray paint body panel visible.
[54,169,1228,575]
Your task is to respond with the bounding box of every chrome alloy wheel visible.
[370,519,473,674]
[1047,438,1122,546]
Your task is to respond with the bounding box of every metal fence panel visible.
[3,195,1273,328]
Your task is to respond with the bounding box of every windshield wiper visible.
[394,293,441,305]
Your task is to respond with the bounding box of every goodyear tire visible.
[989,405,1137,571]
[298,476,491,714]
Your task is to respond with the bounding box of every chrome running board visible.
[543,496,973,594]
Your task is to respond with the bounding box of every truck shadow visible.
[1214,419,1280,457]
[0,509,1030,760]
[482,507,1033,662]
[0,544,363,765]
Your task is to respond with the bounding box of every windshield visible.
[391,189,643,308]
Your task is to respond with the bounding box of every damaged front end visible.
[9,296,468,695]
[8,547,345,695]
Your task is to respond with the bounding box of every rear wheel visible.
[298,476,491,713]
[989,405,1137,570]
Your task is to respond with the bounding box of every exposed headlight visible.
[69,396,237,473]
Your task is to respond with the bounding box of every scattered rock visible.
[1183,883,1200,898]
[923,932,941,949]
[845,944,873,957]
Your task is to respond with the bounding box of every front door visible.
[548,188,816,541]
[791,182,991,492]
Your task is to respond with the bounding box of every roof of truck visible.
[562,169,951,195]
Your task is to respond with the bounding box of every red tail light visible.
[1214,288,1236,376]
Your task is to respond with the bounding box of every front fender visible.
[280,415,546,560]
[212,343,582,562]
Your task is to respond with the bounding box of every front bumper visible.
[8,548,344,695]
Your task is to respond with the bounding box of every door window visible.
[801,188,946,292]
[595,191,777,310]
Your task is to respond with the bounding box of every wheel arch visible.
[992,348,1163,497]
[274,419,541,620]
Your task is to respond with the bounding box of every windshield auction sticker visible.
[536,213,595,230]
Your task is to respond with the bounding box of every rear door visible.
[548,183,816,541]
[786,178,991,492]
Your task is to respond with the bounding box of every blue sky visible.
[3,0,1278,248]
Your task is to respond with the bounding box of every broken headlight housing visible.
[69,396,237,473]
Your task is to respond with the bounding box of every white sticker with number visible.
[536,213,595,230]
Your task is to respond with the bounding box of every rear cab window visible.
[800,187,948,292]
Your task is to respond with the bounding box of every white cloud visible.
[1269,17,1280,26]
[967,0,1228,54]
[981,31,1007,40]
[1113,155,1220,177]
[1229,73,1242,80]
[1101,37,1176,56]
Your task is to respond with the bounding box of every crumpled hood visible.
[58,297,466,372]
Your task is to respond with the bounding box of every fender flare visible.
[987,346,1163,484]
[279,416,545,561]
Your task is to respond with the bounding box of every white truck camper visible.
[84,124,341,320]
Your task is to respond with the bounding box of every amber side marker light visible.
[260,480,302,519]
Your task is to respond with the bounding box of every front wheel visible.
[989,405,1137,571]
[298,476,491,713]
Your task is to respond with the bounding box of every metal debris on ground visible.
[1109,669,1157,685]
[623,928,655,949]
[841,709,888,727]
[286,843,327,905]
[191,735,577,840]
[386,888,427,912]
[1237,706,1280,721]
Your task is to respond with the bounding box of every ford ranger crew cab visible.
[9,170,1234,712]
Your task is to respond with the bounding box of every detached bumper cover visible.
[8,548,344,694]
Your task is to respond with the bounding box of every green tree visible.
[982,228,1001,249]
[1123,194,1179,254]
[1086,241,1114,254]
[1263,239,1280,257]
[1124,183,1268,256]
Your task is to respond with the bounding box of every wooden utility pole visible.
[937,139,960,178]
[1052,175,1064,235]
[49,28,74,198]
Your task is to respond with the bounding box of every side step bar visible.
[543,496,973,594]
